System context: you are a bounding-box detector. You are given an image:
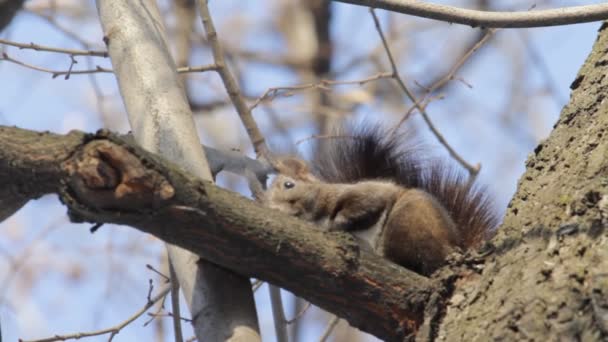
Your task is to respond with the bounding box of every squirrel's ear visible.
[275,157,318,182]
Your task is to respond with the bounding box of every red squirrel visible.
[264,124,498,276]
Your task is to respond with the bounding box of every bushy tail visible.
[310,123,498,248]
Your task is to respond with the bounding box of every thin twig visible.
[147,279,155,302]
[0,38,107,56]
[392,29,496,134]
[252,279,264,292]
[318,315,341,342]
[428,29,496,94]
[1,52,112,77]
[197,0,270,160]
[250,72,393,110]
[143,291,169,327]
[334,1,608,28]
[169,262,184,342]
[285,302,312,324]
[146,264,170,282]
[147,311,193,323]
[20,284,172,342]
[370,9,480,176]
[1,52,217,78]
[268,285,289,342]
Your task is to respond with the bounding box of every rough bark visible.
[437,23,608,341]
[0,126,435,341]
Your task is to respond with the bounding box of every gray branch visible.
[333,0,608,28]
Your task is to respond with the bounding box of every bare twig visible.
[169,262,184,342]
[268,286,289,342]
[392,29,497,134]
[427,29,496,94]
[318,315,341,342]
[197,0,270,159]
[0,38,107,56]
[1,52,217,78]
[1,52,111,77]
[147,279,155,302]
[285,302,312,324]
[147,311,193,323]
[369,9,480,176]
[143,292,169,327]
[146,264,170,282]
[20,284,171,342]
[177,64,219,74]
[252,280,264,292]
[334,1,608,28]
[250,72,392,110]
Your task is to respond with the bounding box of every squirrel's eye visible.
[283,181,295,189]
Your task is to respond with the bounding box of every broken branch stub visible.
[60,131,179,221]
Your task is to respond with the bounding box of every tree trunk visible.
[437,22,608,341]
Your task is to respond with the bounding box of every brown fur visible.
[266,175,463,275]
[311,123,498,249]
[384,189,459,275]
[265,123,498,276]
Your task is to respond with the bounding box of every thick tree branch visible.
[333,0,608,28]
[0,128,84,221]
[0,125,437,341]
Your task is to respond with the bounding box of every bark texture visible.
[437,23,608,341]
[96,1,260,339]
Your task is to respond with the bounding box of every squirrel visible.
[264,123,498,276]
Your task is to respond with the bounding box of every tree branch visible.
[0,125,437,341]
[96,1,260,340]
[197,0,271,160]
[333,0,608,28]
[21,284,172,342]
